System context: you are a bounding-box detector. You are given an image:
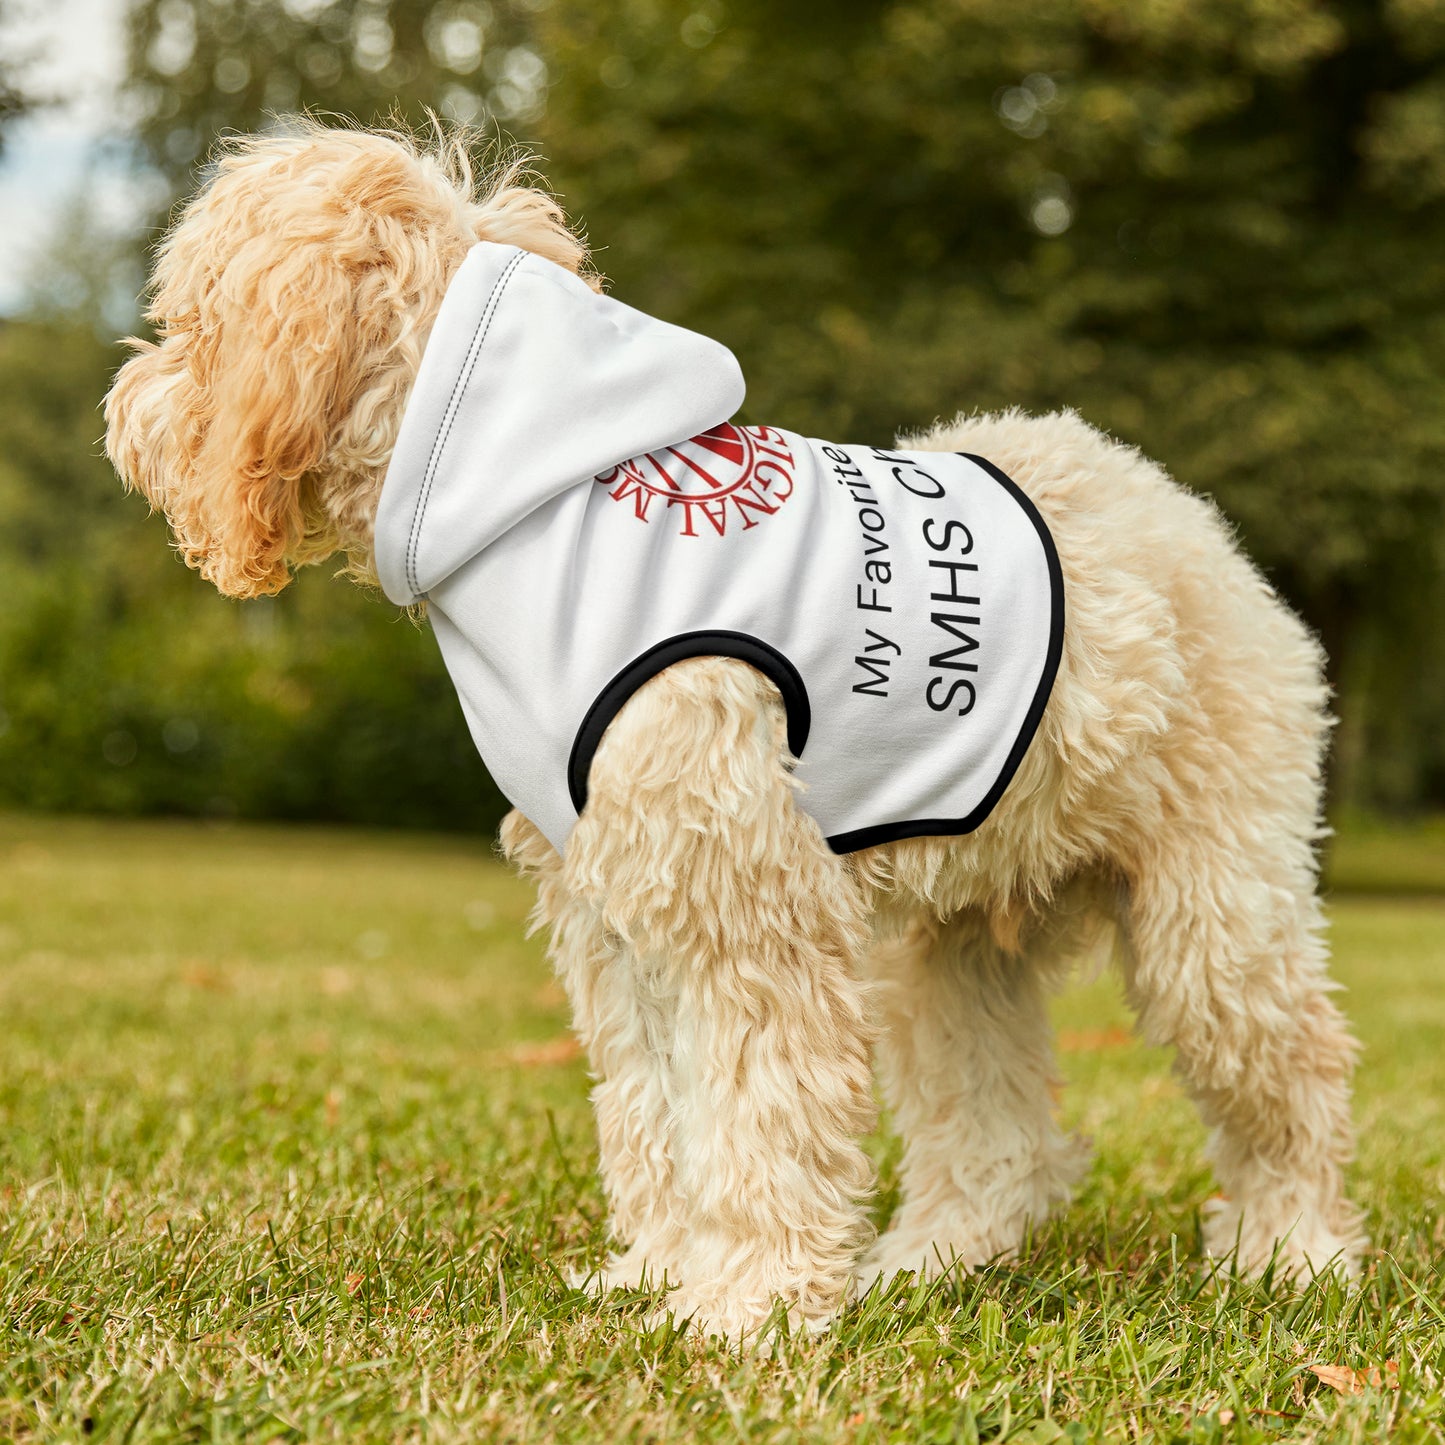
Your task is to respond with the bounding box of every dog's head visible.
[105,121,590,598]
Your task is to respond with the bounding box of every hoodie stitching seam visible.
[404,248,526,599]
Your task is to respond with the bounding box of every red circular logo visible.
[596,423,795,536]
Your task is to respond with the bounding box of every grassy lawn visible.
[1,813,1442,1443]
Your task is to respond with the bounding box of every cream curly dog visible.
[105,123,1364,1342]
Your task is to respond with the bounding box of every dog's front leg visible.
[501,810,688,1290]
[567,659,878,1344]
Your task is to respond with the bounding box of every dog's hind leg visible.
[1121,835,1365,1279]
[567,658,878,1343]
[859,911,1089,1290]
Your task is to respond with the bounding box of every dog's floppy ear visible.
[105,126,594,598]
[173,237,363,598]
[107,198,386,598]
[106,132,440,597]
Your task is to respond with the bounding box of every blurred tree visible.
[27,0,553,833]
[36,0,1444,821]
[0,0,34,152]
[125,0,543,185]
[0,315,508,831]
[531,0,1445,805]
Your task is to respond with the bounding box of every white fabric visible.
[375,243,1062,854]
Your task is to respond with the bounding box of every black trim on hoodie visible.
[567,632,813,815]
[566,453,1063,855]
[821,454,1064,851]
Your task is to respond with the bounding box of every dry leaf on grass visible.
[345,1273,365,1296]
[1310,1362,1399,1395]
[501,1037,584,1067]
[1056,1027,1134,1052]
[179,961,230,992]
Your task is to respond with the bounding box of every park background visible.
[5,4,1445,1439]
[4,0,1445,831]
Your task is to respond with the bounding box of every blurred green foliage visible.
[0,318,506,829]
[4,0,1445,828]
[0,2,30,153]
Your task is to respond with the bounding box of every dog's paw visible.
[570,1245,675,1296]
[646,1289,836,1351]
[858,1215,1026,1294]
[1201,1196,1366,1282]
[855,1241,990,1297]
[860,1136,1091,1296]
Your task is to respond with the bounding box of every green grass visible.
[1,813,1442,1443]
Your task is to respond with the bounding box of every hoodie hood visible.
[374,243,745,605]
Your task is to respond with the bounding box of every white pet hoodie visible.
[374,243,1063,854]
